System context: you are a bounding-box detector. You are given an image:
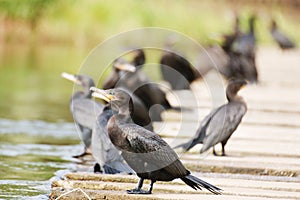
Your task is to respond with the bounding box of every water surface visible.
[0,45,88,199]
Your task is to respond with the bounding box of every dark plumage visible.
[62,72,103,158]
[160,41,200,90]
[220,15,258,83]
[221,14,241,52]
[270,20,296,50]
[102,58,154,130]
[232,15,256,58]
[102,58,136,89]
[175,79,247,156]
[103,49,176,121]
[91,87,222,195]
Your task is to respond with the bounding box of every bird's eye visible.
[110,91,114,95]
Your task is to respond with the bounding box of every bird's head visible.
[62,72,95,93]
[131,49,145,67]
[91,87,133,115]
[112,58,136,73]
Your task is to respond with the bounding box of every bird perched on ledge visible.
[175,79,247,156]
[270,19,296,50]
[91,87,222,195]
[62,72,103,158]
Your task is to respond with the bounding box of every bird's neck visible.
[226,91,244,103]
[85,90,93,98]
[72,91,85,100]
[107,115,124,148]
[81,86,93,98]
[228,96,245,105]
[249,20,255,34]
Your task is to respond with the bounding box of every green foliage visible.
[0,0,300,43]
[0,0,59,30]
[0,1,299,45]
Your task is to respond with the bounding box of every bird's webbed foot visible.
[127,178,152,194]
[127,188,151,194]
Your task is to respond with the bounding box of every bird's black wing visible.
[120,124,188,177]
[201,102,247,153]
[160,52,194,90]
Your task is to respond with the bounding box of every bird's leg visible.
[147,180,156,194]
[221,143,227,156]
[212,146,219,156]
[127,178,151,194]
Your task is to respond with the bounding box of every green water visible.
[0,44,90,199]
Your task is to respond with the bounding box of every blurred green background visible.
[0,0,299,122]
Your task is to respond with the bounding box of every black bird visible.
[103,60,154,130]
[91,87,222,195]
[232,14,256,58]
[221,14,241,52]
[221,15,258,83]
[270,19,296,50]
[102,58,136,89]
[104,49,176,121]
[196,45,230,79]
[62,72,103,158]
[175,79,247,156]
[91,104,134,174]
[160,39,200,90]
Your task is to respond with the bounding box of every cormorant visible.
[103,60,154,130]
[102,58,136,89]
[221,15,258,83]
[103,49,176,121]
[221,14,241,52]
[232,14,256,58]
[270,19,296,50]
[175,79,247,156]
[62,72,103,158]
[90,87,222,195]
[160,39,200,90]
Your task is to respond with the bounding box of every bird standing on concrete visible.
[270,19,296,50]
[175,79,247,156]
[62,72,103,158]
[91,87,222,195]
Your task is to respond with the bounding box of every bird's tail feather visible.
[169,106,182,111]
[181,175,222,195]
[173,139,199,151]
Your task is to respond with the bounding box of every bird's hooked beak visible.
[114,63,136,72]
[61,72,81,85]
[90,87,114,102]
